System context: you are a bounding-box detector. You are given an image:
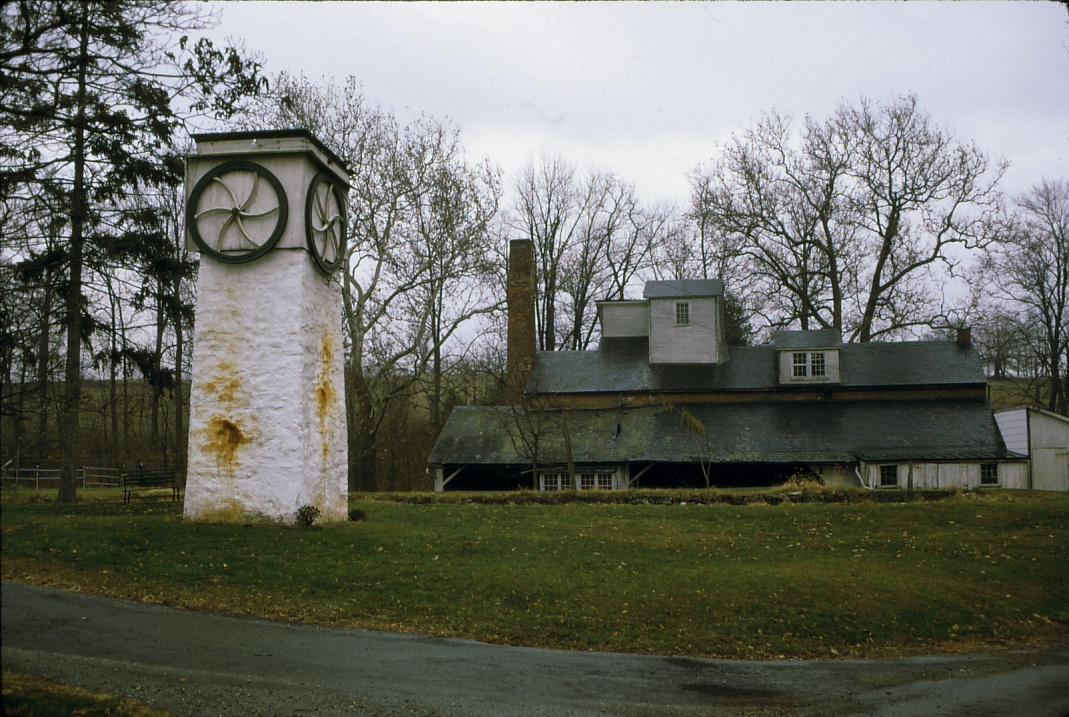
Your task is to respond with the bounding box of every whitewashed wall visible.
[184,249,348,523]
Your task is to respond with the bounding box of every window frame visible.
[789,350,832,380]
[879,464,899,488]
[810,351,826,377]
[541,472,571,491]
[578,471,615,490]
[675,301,690,327]
[980,463,999,486]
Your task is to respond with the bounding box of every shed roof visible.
[528,338,985,394]
[643,279,725,299]
[429,400,1011,466]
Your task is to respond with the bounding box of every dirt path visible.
[2,582,1067,716]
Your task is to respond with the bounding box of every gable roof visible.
[643,279,724,299]
[429,400,1013,466]
[773,330,843,349]
[528,338,986,394]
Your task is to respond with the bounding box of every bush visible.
[348,507,367,522]
[295,504,320,528]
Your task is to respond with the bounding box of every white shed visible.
[994,408,1069,491]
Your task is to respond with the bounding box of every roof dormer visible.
[644,280,726,365]
[774,330,842,384]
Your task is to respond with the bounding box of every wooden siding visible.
[1030,410,1069,450]
[1031,412,1069,491]
[648,297,722,364]
[864,461,1029,490]
[777,349,841,385]
[600,302,650,338]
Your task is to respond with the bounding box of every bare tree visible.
[250,74,502,487]
[986,180,1069,415]
[404,156,502,429]
[692,95,1004,342]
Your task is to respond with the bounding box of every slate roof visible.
[772,330,844,349]
[428,400,1012,466]
[643,279,725,298]
[528,338,986,394]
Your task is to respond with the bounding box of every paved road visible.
[2,582,1067,717]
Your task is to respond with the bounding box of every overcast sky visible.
[205,1,1069,205]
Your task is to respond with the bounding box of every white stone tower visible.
[182,129,349,523]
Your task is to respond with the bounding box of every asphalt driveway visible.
[2,582,1067,716]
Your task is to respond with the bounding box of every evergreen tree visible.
[1,0,265,500]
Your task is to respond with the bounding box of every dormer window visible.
[777,333,840,384]
[675,302,690,326]
[792,351,826,378]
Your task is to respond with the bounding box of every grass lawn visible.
[1,487,1067,659]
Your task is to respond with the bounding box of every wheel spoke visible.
[237,205,278,219]
[216,214,235,251]
[239,173,261,212]
[315,184,329,222]
[195,205,235,219]
[211,176,240,208]
[234,215,258,247]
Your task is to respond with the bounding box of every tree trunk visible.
[174,273,185,472]
[58,5,90,503]
[106,275,119,460]
[36,266,53,453]
[151,276,164,446]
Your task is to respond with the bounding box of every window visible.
[879,464,898,488]
[980,463,998,485]
[675,302,689,326]
[579,472,614,490]
[791,351,828,378]
[810,352,826,377]
[541,473,570,491]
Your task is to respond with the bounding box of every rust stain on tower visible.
[506,239,536,403]
[202,415,249,475]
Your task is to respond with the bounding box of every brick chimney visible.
[506,239,536,403]
[956,327,972,348]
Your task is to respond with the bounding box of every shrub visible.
[295,504,320,528]
[348,507,367,522]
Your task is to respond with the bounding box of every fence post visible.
[82,465,86,489]
[35,464,40,490]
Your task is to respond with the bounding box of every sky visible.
[204,1,1069,205]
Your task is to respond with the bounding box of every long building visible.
[429,240,1028,492]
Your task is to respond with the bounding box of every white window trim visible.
[675,302,690,327]
[980,463,1000,486]
[786,350,834,382]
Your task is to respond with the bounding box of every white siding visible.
[648,297,723,364]
[1030,410,1069,451]
[865,461,1029,490]
[1001,462,1030,490]
[599,302,650,338]
[994,409,1029,455]
[1033,451,1068,491]
[777,350,841,384]
[1029,410,1069,491]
